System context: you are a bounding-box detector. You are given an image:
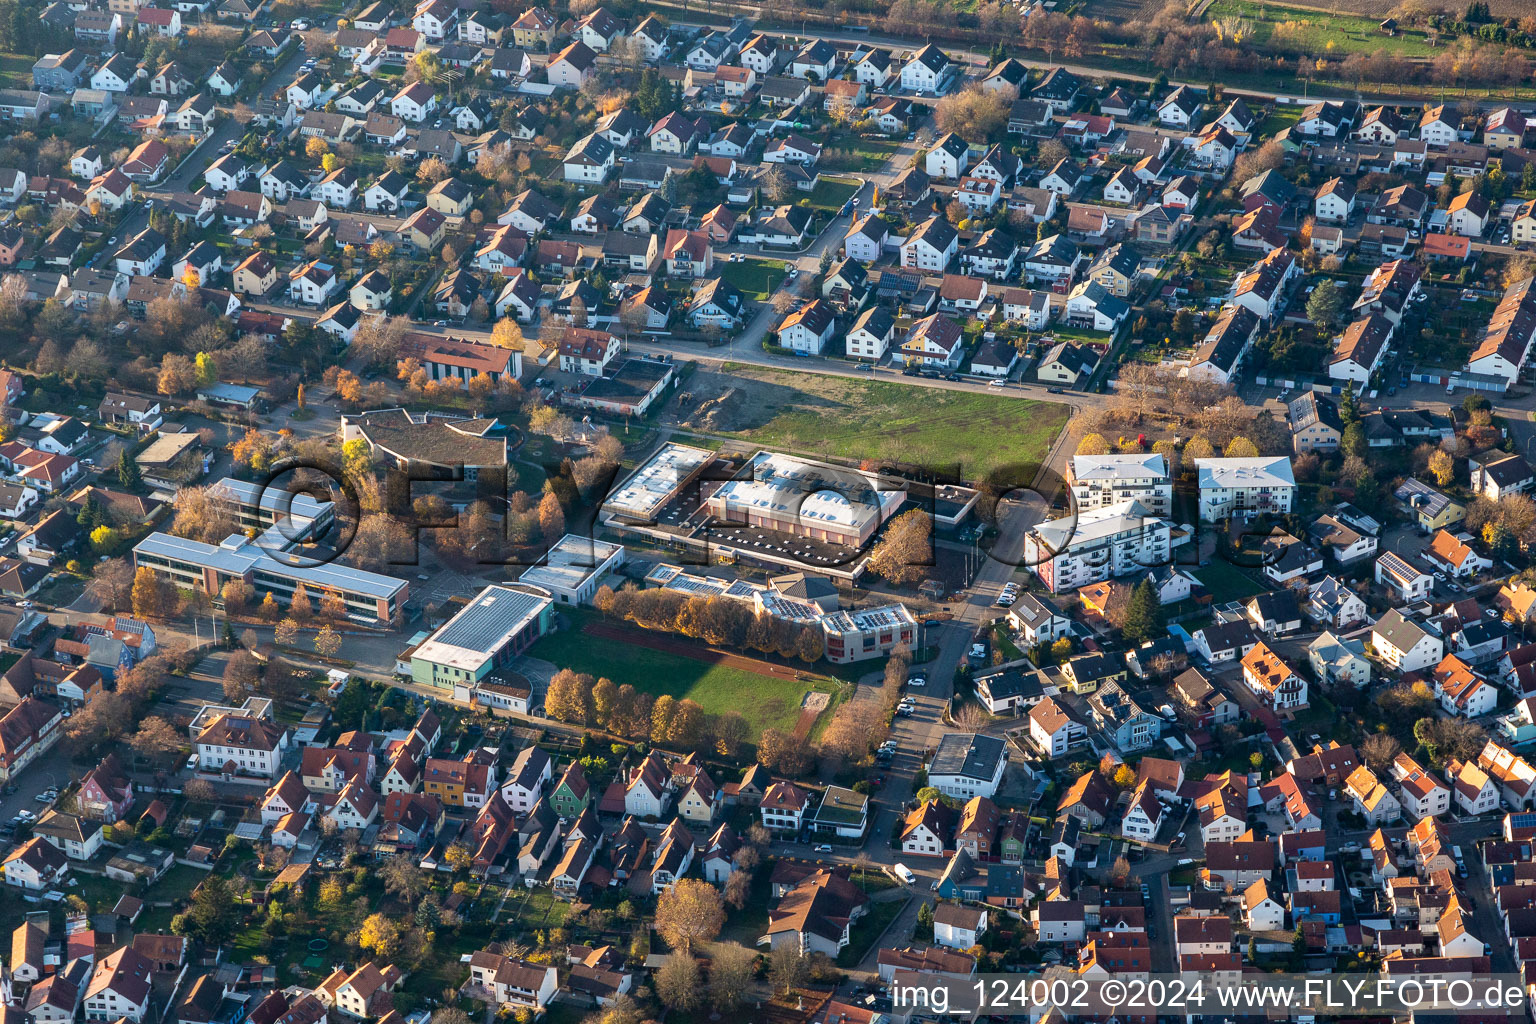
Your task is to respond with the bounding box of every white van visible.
[893,863,916,885]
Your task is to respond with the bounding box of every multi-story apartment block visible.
[1067,453,1172,516]
[1195,457,1296,521]
[1023,500,1173,594]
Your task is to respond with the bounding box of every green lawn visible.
[0,52,32,87]
[807,176,860,212]
[1193,557,1265,605]
[711,366,1070,482]
[1204,0,1438,57]
[720,257,788,301]
[1256,105,1304,139]
[823,136,905,174]
[836,896,909,967]
[526,611,837,740]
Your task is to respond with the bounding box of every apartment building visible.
[1067,453,1172,516]
[1023,500,1173,594]
[1195,457,1296,521]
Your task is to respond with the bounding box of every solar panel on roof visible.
[432,587,547,650]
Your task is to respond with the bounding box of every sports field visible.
[526,613,838,739]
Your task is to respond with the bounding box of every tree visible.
[117,449,141,490]
[714,712,749,758]
[708,943,756,1010]
[866,509,933,586]
[1360,733,1403,774]
[222,649,262,703]
[91,558,135,613]
[491,318,524,351]
[1113,764,1137,788]
[289,583,312,622]
[130,716,183,759]
[319,588,349,622]
[274,617,299,646]
[1306,280,1346,329]
[545,668,593,724]
[194,351,218,386]
[1429,449,1456,486]
[157,353,196,396]
[757,727,810,776]
[761,164,790,204]
[1487,521,1516,561]
[933,84,1011,142]
[768,943,809,995]
[1223,436,1259,458]
[1120,579,1163,645]
[131,567,173,619]
[655,955,702,1012]
[172,485,237,544]
[380,858,427,901]
[1076,433,1111,456]
[173,875,240,945]
[357,913,402,959]
[723,870,752,910]
[314,625,343,658]
[1050,637,1072,662]
[1183,436,1214,462]
[229,428,275,472]
[538,489,565,542]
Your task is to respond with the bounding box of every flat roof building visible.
[821,605,918,664]
[409,584,553,689]
[208,476,334,537]
[704,451,905,549]
[602,442,714,522]
[643,562,915,664]
[517,534,625,606]
[133,529,407,625]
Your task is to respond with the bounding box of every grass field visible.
[720,256,789,301]
[808,176,861,212]
[824,136,905,174]
[526,610,838,740]
[712,365,1070,482]
[1204,0,1437,57]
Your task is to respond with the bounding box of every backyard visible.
[1194,556,1266,605]
[823,135,905,174]
[527,609,840,740]
[807,176,861,212]
[0,52,31,87]
[836,896,909,967]
[705,365,1071,483]
[720,257,789,301]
